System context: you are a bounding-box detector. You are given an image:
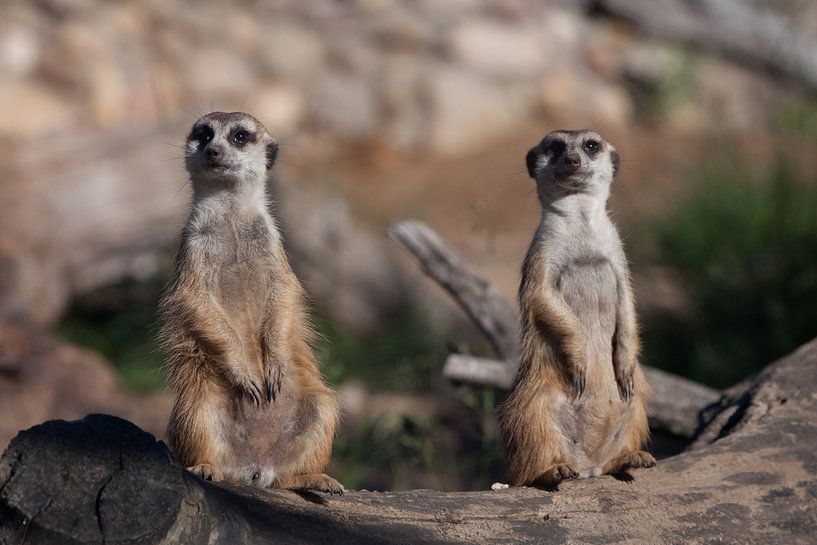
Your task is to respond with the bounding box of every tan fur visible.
[161,112,342,494]
[498,130,653,487]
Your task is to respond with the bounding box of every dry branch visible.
[388,221,519,361]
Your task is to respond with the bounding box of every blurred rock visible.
[425,67,527,154]
[538,65,633,128]
[0,24,40,79]
[260,21,326,81]
[185,47,255,100]
[0,321,170,451]
[0,82,75,137]
[446,19,548,80]
[309,73,379,140]
[250,84,305,135]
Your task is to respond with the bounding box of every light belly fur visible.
[555,259,628,474]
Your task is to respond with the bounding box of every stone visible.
[446,19,549,80]
[308,73,379,140]
[260,21,326,82]
[248,84,304,135]
[0,82,76,138]
[424,66,528,154]
[0,24,40,79]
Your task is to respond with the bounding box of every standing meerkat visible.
[160,111,343,494]
[498,129,654,488]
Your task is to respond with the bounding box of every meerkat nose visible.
[206,147,222,161]
[565,153,581,169]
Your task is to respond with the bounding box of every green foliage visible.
[632,49,697,121]
[315,306,447,393]
[776,100,817,140]
[330,388,504,491]
[638,159,817,387]
[57,280,166,392]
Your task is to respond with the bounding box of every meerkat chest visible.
[191,211,281,306]
[550,228,620,325]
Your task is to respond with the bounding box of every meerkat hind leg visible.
[273,473,345,495]
[603,450,655,476]
[535,463,579,488]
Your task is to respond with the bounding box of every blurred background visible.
[1,0,816,492]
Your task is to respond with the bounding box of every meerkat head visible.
[185,111,278,191]
[525,129,619,199]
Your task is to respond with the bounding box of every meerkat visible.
[497,129,654,488]
[160,111,343,494]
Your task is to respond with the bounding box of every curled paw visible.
[281,473,346,495]
[614,365,635,402]
[571,365,587,401]
[264,360,285,403]
[538,463,579,487]
[187,463,223,481]
[236,374,264,407]
[613,451,656,474]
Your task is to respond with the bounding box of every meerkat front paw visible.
[187,463,224,481]
[571,364,587,401]
[613,360,635,401]
[233,371,265,407]
[263,358,286,403]
[563,338,588,400]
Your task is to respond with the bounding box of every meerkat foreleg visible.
[185,296,266,406]
[260,317,287,403]
[527,286,588,398]
[612,271,640,401]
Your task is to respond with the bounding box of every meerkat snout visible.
[185,111,278,187]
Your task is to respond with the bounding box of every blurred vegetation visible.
[636,159,817,388]
[331,389,504,491]
[776,99,817,140]
[57,279,166,392]
[315,306,446,393]
[629,49,697,121]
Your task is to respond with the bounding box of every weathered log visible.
[389,220,721,439]
[592,0,817,93]
[2,337,815,544]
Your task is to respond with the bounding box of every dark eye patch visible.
[188,124,214,147]
[230,126,256,147]
[543,140,566,158]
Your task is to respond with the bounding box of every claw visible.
[617,374,634,402]
[574,373,586,401]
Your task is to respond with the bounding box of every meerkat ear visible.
[266,141,279,171]
[610,149,620,177]
[525,147,540,179]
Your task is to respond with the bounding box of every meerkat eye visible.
[233,130,250,145]
[583,140,600,154]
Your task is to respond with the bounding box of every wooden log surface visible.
[1,338,815,544]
